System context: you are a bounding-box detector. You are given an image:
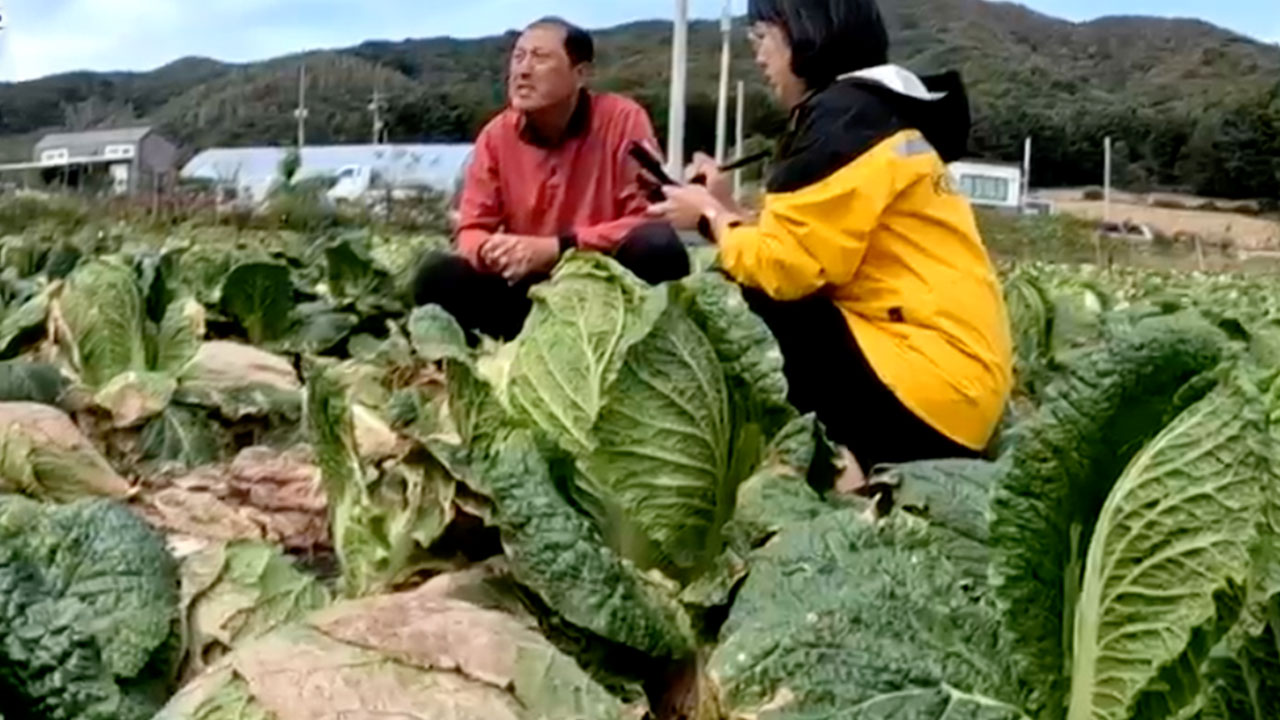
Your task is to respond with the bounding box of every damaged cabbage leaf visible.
[156,582,635,720]
[306,363,455,597]
[177,341,301,421]
[0,401,133,501]
[179,541,332,679]
[95,370,178,428]
[710,509,1026,720]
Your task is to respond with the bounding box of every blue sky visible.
[0,0,1275,82]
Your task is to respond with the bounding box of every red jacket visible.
[456,91,660,270]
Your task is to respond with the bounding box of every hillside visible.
[0,0,1276,198]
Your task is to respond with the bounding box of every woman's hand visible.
[648,184,726,233]
[686,152,735,207]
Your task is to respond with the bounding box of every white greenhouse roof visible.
[180,143,474,201]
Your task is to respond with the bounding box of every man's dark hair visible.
[747,0,889,89]
[527,17,595,66]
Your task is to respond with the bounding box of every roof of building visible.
[180,144,475,200]
[949,158,1024,171]
[34,126,155,151]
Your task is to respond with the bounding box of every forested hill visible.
[0,0,1277,199]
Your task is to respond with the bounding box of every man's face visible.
[508,25,584,112]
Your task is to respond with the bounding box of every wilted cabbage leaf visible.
[179,541,332,678]
[157,583,634,720]
[134,447,328,551]
[58,258,149,387]
[0,497,180,720]
[177,341,301,421]
[1067,369,1275,720]
[0,401,133,501]
[306,364,455,597]
[220,263,294,345]
[95,370,178,428]
[709,509,1026,720]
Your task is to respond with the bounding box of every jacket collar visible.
[518,89,592,148]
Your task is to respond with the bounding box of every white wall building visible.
[948,160,1023,210]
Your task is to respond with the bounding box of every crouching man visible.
[413,17,689,340]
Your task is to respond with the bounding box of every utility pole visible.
[293,63,309,149]
[734,80,745,202]
[369,88,388,145]
[667,0,689,180]
[1022,136,1032,209]
[1104,136,1112,223]
[714,0,732,163]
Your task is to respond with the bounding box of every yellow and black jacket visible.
[719,69,1013,452]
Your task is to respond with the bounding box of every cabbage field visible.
[0,219,1278,720]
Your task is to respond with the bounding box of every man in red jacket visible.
[413,17,688,340]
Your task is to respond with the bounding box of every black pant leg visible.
[411,252,533,341]
[742,288,977,470]
[612,222,690,285]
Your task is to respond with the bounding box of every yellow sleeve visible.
[718,139,902,301]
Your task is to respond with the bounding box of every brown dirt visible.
[1036,190,1280,250]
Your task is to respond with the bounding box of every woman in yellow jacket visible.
[652,0,1013,476]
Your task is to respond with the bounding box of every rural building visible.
[948,160,1024,210]
[180,144,474,205]
[23,126,180,196]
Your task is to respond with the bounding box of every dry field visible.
[1036,189,1280,251]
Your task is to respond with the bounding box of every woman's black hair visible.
[748,0,890,89]
[527,17,595,67]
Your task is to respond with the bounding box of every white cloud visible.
[0,0,333,81]
[2,0,195,80]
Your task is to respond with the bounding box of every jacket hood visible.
[836,64,972,163]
